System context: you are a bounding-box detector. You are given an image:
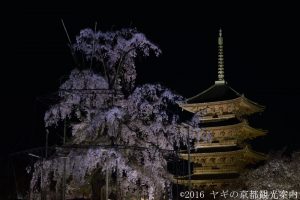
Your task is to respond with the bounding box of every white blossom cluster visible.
[225,152,300,200]
[240,152,300,191]
[30,26,204,199]
[74,28,161,92]
[32,76,194,199]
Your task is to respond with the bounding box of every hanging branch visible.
[112,43,142,89]
[89,22,97,70]
[61,19,80,68]
[99,55,109,83]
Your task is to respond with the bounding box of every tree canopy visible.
[29,27,201,200]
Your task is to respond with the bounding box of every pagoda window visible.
[220,131,225,137]
[200,158,206,164]
[215,106,220,112]
[206,107,211,114]
[227,104,234,113]
[219,157,226,163]
[219,107,224,115]
[201,108,207,115]
[210,158,217,164]
[195,163,203,167]
[225,157,232,164]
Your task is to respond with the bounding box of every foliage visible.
[73,28,161,92]
[29,27,201,200]
[240,151,300,191]
[226,151,300,200]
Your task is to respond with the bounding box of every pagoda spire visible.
[215,28,226,84]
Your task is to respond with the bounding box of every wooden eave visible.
[179,96,264,115]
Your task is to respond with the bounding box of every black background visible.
[1,2,300,198]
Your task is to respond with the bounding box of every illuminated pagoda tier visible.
[175,29,267,188]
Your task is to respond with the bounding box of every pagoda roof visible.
[179,94,265,116]
[185,119,265,133]
[180,120,267,143]
[186,83,241,104]
[200,120,267,136]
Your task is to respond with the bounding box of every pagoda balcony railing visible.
[199,113,236,122]
[193,165,241,175]
[174,178,234,188]
[195,140,237,148]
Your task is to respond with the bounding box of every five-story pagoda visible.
[175,29,267,188]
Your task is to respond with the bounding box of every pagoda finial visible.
[215,28,225,84]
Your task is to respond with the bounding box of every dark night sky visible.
[1,2,300,195]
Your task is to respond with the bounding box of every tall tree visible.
[29,27,200,199]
